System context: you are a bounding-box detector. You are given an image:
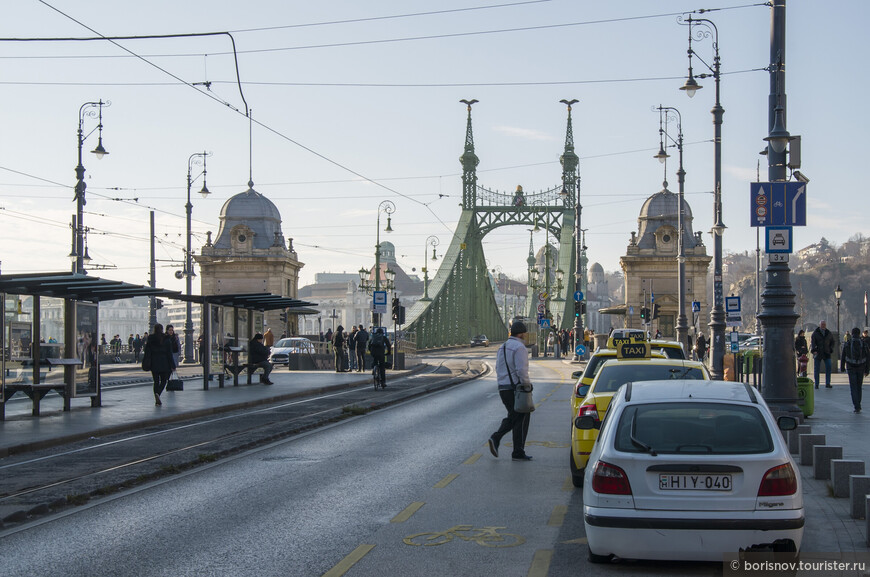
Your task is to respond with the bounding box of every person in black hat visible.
[488,320,533,461]
[248,333,274,385]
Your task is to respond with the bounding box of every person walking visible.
[811,320,836,389]
[487,320,533,461]
[840,327,870,413]
[324,328,333,354]
[132,334,143,363]
[355,324,369,372]
[695,333,708,363]
[368,328,391,387]
[144,323,175,406]
[248,333,274,385]
[333,326,346,372]
[347,326,358,371]
[166,325,181,367]
[794,329,809,377]
[263,327,275,348]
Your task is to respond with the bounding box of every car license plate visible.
[659,474,732,491]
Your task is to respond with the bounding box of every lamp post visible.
[420,235,439,301]
[183,151,211,364]
[835,284,843,349]
[71,100,110,275]
[678,14,725,380]
[358,200,396,326]
[654,105,689,351]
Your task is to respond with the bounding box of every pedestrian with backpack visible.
[368,328,391,387]
[841,327,870,413]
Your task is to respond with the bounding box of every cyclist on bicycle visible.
[368,328,391,388]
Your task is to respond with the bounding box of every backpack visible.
[369,333,386,354]
[845,340,868,367]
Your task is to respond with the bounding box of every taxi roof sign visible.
[607,329,647,350]
[616,341,652,359]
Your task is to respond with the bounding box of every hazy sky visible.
[0,0,865,294]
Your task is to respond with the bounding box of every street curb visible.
[1,363,431,457]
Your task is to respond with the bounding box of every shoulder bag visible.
[503,345,534,413]
[166,370,184,391]
[141,344,152,372]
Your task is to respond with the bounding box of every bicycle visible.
[372,362,385,390]
[403,525,524,548]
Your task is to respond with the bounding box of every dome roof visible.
[212,182,286,250]
[636,186,698,250]
[589,262,604,273]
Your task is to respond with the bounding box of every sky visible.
[0,0,866,295]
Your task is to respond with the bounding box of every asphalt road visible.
[0,352,730,577]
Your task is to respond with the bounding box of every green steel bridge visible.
[405,101,584,349]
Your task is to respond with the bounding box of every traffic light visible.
[651,303,660,320]
[392,297,400,317]
[396,305,406,325]
[640,307,648,320]
[574,301,582,317]
[279,312,288,323]
[155,298,164,310]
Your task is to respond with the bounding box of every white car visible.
[268,337,315,366]
[579,380,802,563]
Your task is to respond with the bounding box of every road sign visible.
[766,225,793,253]
[373,290,388,314]
[725,296,741,313]
[691,301,701,313]
[536,303,546,314]
[628,305,634,316]
[541,291,549,300]
[769,253,789,263]
[750,182,807,227]
[539,318,551,329]
[573,290,584,302]
[538,293,546,303]
[575,344,587,356]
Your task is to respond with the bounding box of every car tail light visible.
[591,461,632,495]
[758,463,798,496]
[578,403,599,420]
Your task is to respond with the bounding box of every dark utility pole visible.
[759,0,802,419]
[149,211,158,330]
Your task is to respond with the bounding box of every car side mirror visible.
[574,415,600,430]
[777,416,798,431]
[575,384,590,398]
[571,370,583,379]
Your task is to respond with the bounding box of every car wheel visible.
[587,549,612,564]
[569,450,584,488]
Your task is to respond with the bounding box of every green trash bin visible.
[796,376,814,417]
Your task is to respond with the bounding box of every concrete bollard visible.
[813,446,843,480]
[850,476,870,519]
[788,424,812,455]
[831,460,866,498]
[799,434,826,467]
[866,497,870,546]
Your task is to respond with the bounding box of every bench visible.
[1,358,83,420]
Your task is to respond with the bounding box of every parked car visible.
[739,335,764,350]
[570,356,710,487]
[269,337,315,366]
[571,348,666,415]
[579,380,802,562]
[469,335,490,347]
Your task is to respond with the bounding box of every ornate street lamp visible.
[358,200,396,325]
[835,284,843,347]
[71,100,110,275]
[655,105,688,350]
[183,151,211,364]
[678,14,726,380]
[421,235,439,301]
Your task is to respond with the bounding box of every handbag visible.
[167,371,184,391]
[141,345,151,372]
[503,345,534,413]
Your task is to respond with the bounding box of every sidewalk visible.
[0,365,421,457]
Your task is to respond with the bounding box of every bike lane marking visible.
[322,544,375,577]
[433,473,459,488]
[528,549,554,577]
[463,453,482,465]
[548,505,567,527]
[391,501,425,523]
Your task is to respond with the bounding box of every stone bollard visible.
[831,460,866,498]
[851,476,870,518]
[788,424,812,455]
[813,446,843,480]
[799,434,826,467]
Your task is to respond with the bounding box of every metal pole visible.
[149,211,157,330]
[709,28,726,381]
[183,152,209,364]
[73,119,85,274]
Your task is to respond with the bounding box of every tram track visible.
[0,357,490,531]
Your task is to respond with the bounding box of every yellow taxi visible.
[649,339,688,359]
[569,343,711,487]
[570,348,666,415]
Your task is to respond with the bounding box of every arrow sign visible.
[750,182,807,227]
[573,291,584,302]
[575,344,587,356]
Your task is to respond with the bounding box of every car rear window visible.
[655,346,685,359]
[614,402,774,455]
[581,354,612,381]
[593,364,707,393]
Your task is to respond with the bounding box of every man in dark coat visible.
[811,320,836,389]
[333,326,346,372]
[355,325,369,372]
[248,333,274,385]
[840,327,870,413]
[145,324,176,406]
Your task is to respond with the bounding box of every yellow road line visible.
[322,544,375,577]
[548,505,567,527]
[464,453,482,465]
[391,501,425,523]
[433,473,459,488]
[527,549,554,577]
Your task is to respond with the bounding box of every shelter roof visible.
[0,272,181,302]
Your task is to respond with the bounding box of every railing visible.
[475,185,571,209]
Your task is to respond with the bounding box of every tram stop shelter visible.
[0,272,181,420]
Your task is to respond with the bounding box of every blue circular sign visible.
[573,291,584,302]
[575,344,587,356]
